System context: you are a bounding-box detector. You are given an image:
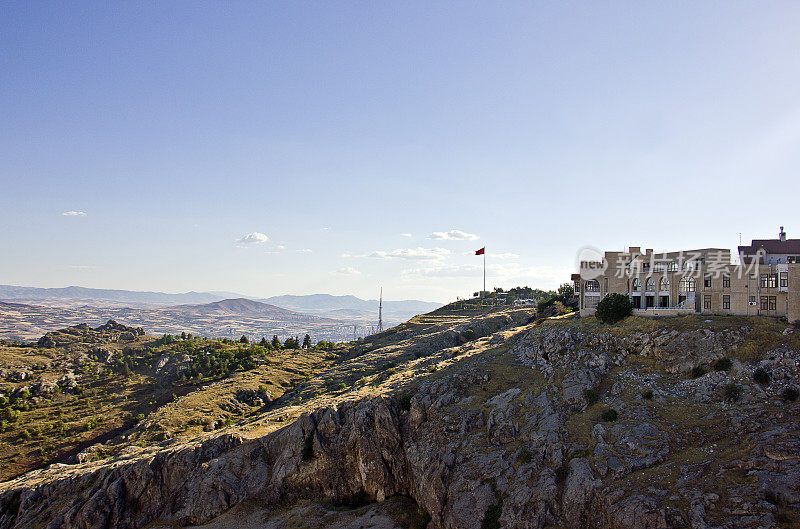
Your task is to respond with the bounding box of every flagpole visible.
[483,249,486,295]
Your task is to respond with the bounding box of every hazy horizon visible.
[2,2,799,302]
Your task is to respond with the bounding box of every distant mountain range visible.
[0,285,225,306]
[0,285,442,324]
[259,294,441,322]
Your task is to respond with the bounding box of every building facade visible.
[572,228,800,323]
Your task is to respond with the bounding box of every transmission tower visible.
[378,287,383,332]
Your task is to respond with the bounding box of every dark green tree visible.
[271,335,282,349]
[302,334,311,349]
[239,335,249,344]
[595,293,633,324]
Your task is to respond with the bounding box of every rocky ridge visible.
[1,313,799,529]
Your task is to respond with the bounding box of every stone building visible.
[572,227,800,323]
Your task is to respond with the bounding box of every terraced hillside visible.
[1,307,799,529]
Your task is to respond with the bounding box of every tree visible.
[259,337,268,347]
[595,293,632,324]
[271,335,282,349]
[302,334,311,349]
[181,331,187,340]
[557,283,575,299]
[239,335,249,344]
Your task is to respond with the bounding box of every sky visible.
[1,2,799,303]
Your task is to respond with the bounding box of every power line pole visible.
[378,287,383,332]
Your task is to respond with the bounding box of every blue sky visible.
[1,2,799,302]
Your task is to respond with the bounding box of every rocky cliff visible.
[1,313,798,529]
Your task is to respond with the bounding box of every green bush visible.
[691,366,707,378]
[399,394,412,411]
[601,408,618,422]
[463,329,476,341]
[20,429,31,440]
[583,389,600,406]
[642,389,654,400]
[517,447,532,464]
[714,358,733,371]
[595,293,632,324]
[723,383,741,402]
[782,386,798,402]
[753,368,770,385]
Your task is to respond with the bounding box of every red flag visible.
[475,247,485,255]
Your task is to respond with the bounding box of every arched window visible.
[645,277,655,292]
[679,277,696,293]
[585,280,600,292]
[659,277,670,291]
[632,278,641,292]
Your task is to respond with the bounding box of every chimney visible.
[779,226,787,241]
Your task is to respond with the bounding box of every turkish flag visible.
[475,247,485,255]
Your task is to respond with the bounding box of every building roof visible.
[738,239,800,255]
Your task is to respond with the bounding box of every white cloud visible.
[62,210,86,217]
[403,264,482,278]
[331,266,361,276]
[402,262,571,287]
[275,245,285,250]
[429,229,479,241]
[298,248,313,253]
[400,233,412,237]
[369,247,450,261]
[236,232,269,245]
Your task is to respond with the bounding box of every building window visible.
[769,274,777,288]
[679,277,695,293]
[704,275,712,288]
[760,273,768,288]
[760,296,769,310]
[584,295,601,309]
[632,278,641,292]
[789,256,798,264]
[780,272,788,288]
[604,278,608,292]
[585,280,600,292]
[723,295,730,309]
[667,262,678,272]
[645,277,655,292]
[769,296,777,311]
[704,295,712,310]
[749,295,756,303]
[659,277,669,291]
[723,275,730,288]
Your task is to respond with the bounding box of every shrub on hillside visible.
[583,388,600,406]
[723,383,742,402]
[714,358,732,371]
[595,294,632,324]
[399,394,412,411]
[601,408,618,422]
[642,389,654,400]
[782,386,798,402]
[753,368,770,385]
[691,366,707,378]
